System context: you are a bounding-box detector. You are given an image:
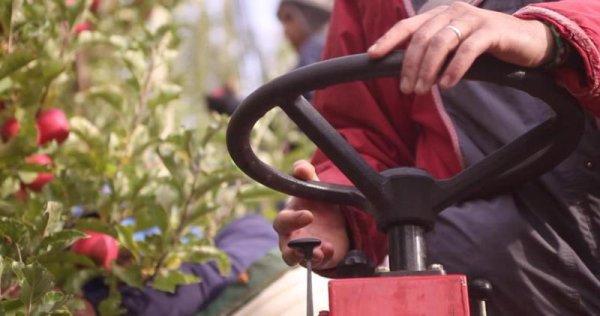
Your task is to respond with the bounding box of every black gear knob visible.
[288,237,322,261]
[470,278,493,301]
[470,278,493,316]
[288,238,322,316]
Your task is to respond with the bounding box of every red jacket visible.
[311,0,600,267]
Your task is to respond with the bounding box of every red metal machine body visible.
[327,275,469,316]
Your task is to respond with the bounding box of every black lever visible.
[336,249,375,278]
[288,238,322,316]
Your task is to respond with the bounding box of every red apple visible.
[73,21,93,35]
[209,86,226,98]
[25,153,53,165]
[1,117,19,142]
[14,185,28,201]
[90,0,101,12]
[23,154,54,192]
[36,108,70,145]
[71,230,119,270]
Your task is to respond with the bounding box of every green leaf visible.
[122,67,141,92]
[36,290,73,315]
[108,35,130,50]
[69,116,101,139]
[182,245,230,276]
[199,119,226,147]
[19,263,54,311]
[98,278,125,316]
[185,203,218,226]
[36,229,86,256]
[17,171,39,184]
[131,139,163,157]
[156,148,185,191]
[0,200,15,217]
[11,260,24,279]
[193,170,240,198]
[0,299,24,314]
[114,225,140,260]
[38,251,97,271]
[0,217,29,245]
[163,253,183,270]
[86,86,124,110]
[156,205,170,235]
[152,24,174,40]
[41,59,66,85]
[111,264,143,288]
[0,77,12,94]
[0,0,13,37]
[0,48,36,80]
[147,84,182,110]
[65,0,86,26]
[152,270,200,293]
[41,201,65,237]
[0,256,4,284]
[128,174,149,201]
[74,218,118,238]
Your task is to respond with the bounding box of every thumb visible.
[293,160,319,181]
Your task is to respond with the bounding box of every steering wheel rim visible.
[226,51,584,218]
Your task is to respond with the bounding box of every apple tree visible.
[0,1,308,314]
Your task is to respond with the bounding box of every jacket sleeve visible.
[83,215,278,315]
[515,1,600,114]
[311,0,465,270]
[310,0,418,269]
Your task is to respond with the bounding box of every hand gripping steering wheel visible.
[226,51,584,272]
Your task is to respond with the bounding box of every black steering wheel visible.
[227,51,583,217]
[226,51,584,271]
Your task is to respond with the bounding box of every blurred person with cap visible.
[277,0,333,69]
[206,0,334,116]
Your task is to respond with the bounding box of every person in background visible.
[80,214,282,316]
[205,82,240,116]
[206,0,333,116]
[277,0,332,70]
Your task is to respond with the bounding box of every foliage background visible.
[0,0,312,315]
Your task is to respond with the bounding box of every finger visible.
[294,241,335,270]
[313,241,336,269]
[400,4,473,94]
[281,246,304,266]
[292,159,319,181]
[400,17,459,94]
[438,30,490,90]
[273,209,313,236]
[413,19,476,94]
[367,5,448,58]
